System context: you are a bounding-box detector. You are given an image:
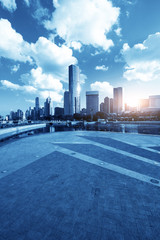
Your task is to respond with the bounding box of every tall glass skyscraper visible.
[69,65,80,115]
[35,97,39,111]
[113,87,123,113]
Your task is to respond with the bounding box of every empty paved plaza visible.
[0,131,160,240]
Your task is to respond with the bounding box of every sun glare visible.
[125,97,139,107]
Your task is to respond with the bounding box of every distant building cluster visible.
[2,64,160,122]
[138,95,160,112]
[99,87,123,115]
[25,97,52,120]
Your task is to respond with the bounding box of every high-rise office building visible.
[35,97,39,111]
[104,97,110,114]
[149,95,160,108]
[44,97,51,117]
[69,65,80,115]
[100,102,104,112]
[64,91,70,115]
[86,91,99,115]
[110,98,113,113]
[35,97,40,120]
[113,87,123,114]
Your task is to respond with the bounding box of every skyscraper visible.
[104,97,110,114]
[86,91,99,115]
[69,65,80,115]
[113,87,123,114]
[35,97,40,120]
[35,97,39,111]
[100,102,104,112]
[64,91,70,115]
[44,97,51,117]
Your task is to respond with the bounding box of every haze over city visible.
[1,0,160,115]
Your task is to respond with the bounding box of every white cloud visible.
[30,37,77,79]
[95,65,109,71]
[29,67,63,92]
[122,32,160,82]
[53,0,60,8]
[40,90,63,103]
[1,79,63,103]
[90,81,113,102]
[44,0,120,51]
[0,19,31,62]
[70,41,82,51]
[33,7,49,21]
[0,0,17,12]
[23,0,30,7]
[80,73,87,84]
[25,99,35,104]
[1,80,37,93]
[114,27,122,37]
[91,50,103,56]
[134,43,147,50]
[11,64,20,73]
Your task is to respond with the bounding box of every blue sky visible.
[1,0,160,116]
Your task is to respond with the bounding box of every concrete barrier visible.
[0,124,46,141]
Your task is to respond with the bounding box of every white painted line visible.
[56,146,160,187]
[141,147,160,154]
[87,140,160,167]
[111,137,160,154]
[50,142,90,144]
[52,140,160,167]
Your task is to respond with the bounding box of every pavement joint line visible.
[51,141,160,167]
[56,146,160,188]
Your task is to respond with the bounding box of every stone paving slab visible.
[80,136,160,161]
[55,143,160,180]
[0,131,160,239]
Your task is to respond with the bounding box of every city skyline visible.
[1,0,160,115]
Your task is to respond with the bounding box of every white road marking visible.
[56,146,160,187]
[90,141,160,167]
[51,140,160,167]
[111,137,160,155]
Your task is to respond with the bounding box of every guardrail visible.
[0,124,46,141]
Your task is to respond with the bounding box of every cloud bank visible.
[0,0,17,12]
[122,32,160,82]
[45,0,120,51]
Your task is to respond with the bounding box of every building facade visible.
[149,95,160,108]
[44,97,51,118]
[86,91,99,115]
[54,107,64,116]
[110,98,113,113]
[69,65,80,115]
[113,87,123,114]
[104,97,110,114]
[64,91,70,115]
[100,102,104,112]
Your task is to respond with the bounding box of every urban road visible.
[0,130,160,240]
